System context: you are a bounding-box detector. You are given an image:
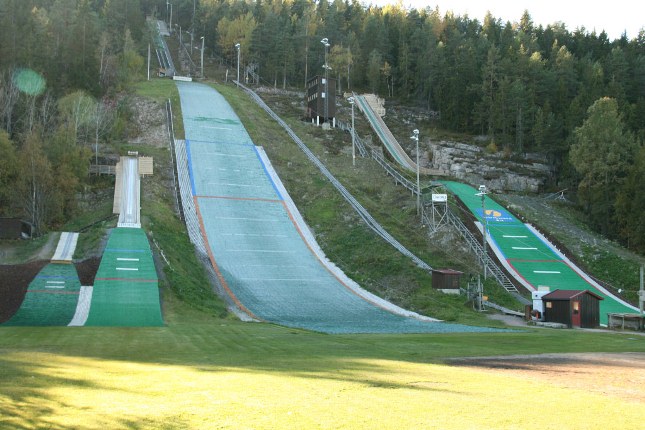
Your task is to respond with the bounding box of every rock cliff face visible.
[427,141,552,193]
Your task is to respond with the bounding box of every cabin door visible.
[571,301,581,327]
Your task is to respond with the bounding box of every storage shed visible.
[0,218,33,239]
[542,289,603,328]
[431,269,463,294]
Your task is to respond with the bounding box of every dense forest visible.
[0,0,643,252]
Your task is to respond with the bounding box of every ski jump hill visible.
[441,181,637,325]
[3,156,163,327]
[174,81,502,334]
[354,94,444,176]
[354,94,637,326]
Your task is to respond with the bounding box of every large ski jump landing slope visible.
[442,181,637,325]
[178,82,500,334]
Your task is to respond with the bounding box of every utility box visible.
[431,269,463,294]
[305,75,336,124]
[531,286,551,320]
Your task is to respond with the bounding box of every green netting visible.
[178,82,506,334]
[441,180,635,324]
[3,264,81,326]
[187,140,278,199]
[85,228,163,327]
[177,81,251,145]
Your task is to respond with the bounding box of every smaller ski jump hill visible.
[84,227,163,327]
[441,181,637,325]
[3,263,82,326]
[176,81,503,334]
[354,94,444,176]
[85,156,162,326]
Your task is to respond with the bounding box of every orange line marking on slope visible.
[194,195,262,321]
[196,195,282,204]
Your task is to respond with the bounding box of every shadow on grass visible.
[0,323,644,426]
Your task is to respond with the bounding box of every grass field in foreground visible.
[1,308,643,430]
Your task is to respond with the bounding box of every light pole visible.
[200,36,205,78]
[411,129,420,215]
[321,38,330,124]
[477,184,488,279]
[235,43,241,87]
[191,0,196,54]
[348,97,356,166]
[169,3,173,31]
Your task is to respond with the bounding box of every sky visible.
[371,0,645,40]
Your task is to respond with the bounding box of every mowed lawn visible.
[1,305,644,430]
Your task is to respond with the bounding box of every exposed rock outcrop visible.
[427,141,552,193]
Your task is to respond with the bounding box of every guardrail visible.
[89,165,116,175]
[166,99,182,220]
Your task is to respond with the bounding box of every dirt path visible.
[447,352,645,402]
[36,232,59,261]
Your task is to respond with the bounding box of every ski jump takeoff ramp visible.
[441,181,638,325]
[86,155,163,326]
[354,94,444,176]
[177,82,501,334]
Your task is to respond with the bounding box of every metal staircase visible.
[245,63,259,85]
[445,208,520,295]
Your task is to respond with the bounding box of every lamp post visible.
[200,36,205,78]
[235,43,241,87]
[321,38,330,123]
[348,97,356,166]
[477,184,488,279]
[191,0,196,54]
[169,3,173,31]
[411,129,420,215]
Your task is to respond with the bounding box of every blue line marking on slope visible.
[104,248,147,253]
[253,146,283,200]
[36,275,78,279]
[186,139,197,196]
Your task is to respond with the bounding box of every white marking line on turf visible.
[46,281,65,284]
[214,216,278,222]
[239,278,322,282]
[533,270,561,274]
[203,152,245,157]
[116,267,139,271]
[205,182,263,188]
[227,249,295,253]
[45,285,65,289]
[504,235,527,238]
[221,233,288,238]
[512,247,537,250]
[117,258,140,261]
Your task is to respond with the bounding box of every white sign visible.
[432,194,448,202]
